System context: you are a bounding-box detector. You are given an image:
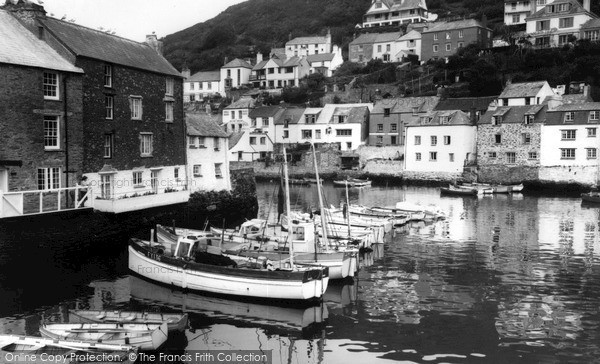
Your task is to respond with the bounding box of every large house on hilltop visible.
[525,0,596,47]
[0,8,84,217]
[504,0,547,26]
[285,31,332,57]
[3,1,188,214]
[362,0,429,28]
[421,19,493,62]
[221,58,253,92]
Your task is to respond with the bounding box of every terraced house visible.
[504,0,547,26]
[421,19,492,62]
[5,0,187,214]
[349,32,403,64]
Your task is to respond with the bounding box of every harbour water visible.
[1,182,599,363]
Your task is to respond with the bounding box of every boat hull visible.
[68,310,188,333]
[440,186,478,196]
[128,242,327,301]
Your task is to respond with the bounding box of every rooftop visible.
[434,96,497,111]
[223,58,253,69]
[499,81,549,99]
[0,10,82,73]
[274,107,306,125]
[249,106,286,118]
[225,97,256,110]
[187,70,220,82]
[526,0,596,21]
[287,36,329,45]
[422,19,489,33]
[478,105,547,125]
[186,114,229,138]
[350,32,402,45]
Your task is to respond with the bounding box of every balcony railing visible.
[0,186,91,219]
[92,187,190,214]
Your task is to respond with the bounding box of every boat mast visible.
[282,145,295,269]
[311,142,330,253]
[345,180,351,239]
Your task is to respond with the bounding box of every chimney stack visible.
[256,52,263,63]
[224,56,229,65]
[547,94,564,111]
[531,0,537,14]
[181,66,191,79]
[3,0,46,27]
[145,33,163,55]
[584,0,591,12]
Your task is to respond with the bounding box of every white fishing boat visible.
[68,310,188,333]
[0,335,137,364]
[39,322,168,351]
[128,236,329,301]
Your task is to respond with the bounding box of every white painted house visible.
[504,0,546,26]
[525,0,596,47]
[221,58,253,92]
[184,70,222,102]
[497,81,555,106]
[306,51,344,77]
[396,30,422,61]
[222,97,256,133]
[273,104,374,151]
[251,53,310,89]
[186,114,231,191]
[404,110,477,173]
[539,96,600,186]
[362,0,429,28]
[285,31,332,57]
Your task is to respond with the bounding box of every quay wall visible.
[538,166,598,188]
[477,165,540,185]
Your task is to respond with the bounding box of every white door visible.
[151,171,159,194]
[0,168,7,192]
[101,174,113,199]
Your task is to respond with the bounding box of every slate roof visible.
[526,0,595,21]
[434,97,497,112]
[339,106,370,124]
[350,32,402,45]
[287,36,329,45]
[0,10,82,73]
[186,114,229,138]
[478,105,547,125]
[422,19,488,33]
[252,60,269,71]
[499,81,548,99]
[372,97,440,114]
[551,102,600,111]
[253,55,304,70]
[229,132,245,149]
[188,70,220,82]
[274,108,306,125]
[223,58,253,69]
[581,18,600,29]
[318,103,374,124]
[249,106,285,118]
[407,110,471,126]
[562,93,593,104]
[545,102,600,125]
[306,53,335,63]
[40,17,181,77]
[398,30,422,41]
[225,98,256,110]
[367,0,427,14]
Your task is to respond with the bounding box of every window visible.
[458,30,464,38]
[190,83,194,90]
[207,82,212,90]
[249,137,256,145]
[458,42,464,48]
[434,33,439,41]
[584,30,599,41]
[377,45,382,52]
[429,152,437,161]
[238,110,242,119]
[336,115,347,123]
[489,152,497,159]
[260,137,266,145]
[193,165,202,177]
[430,136,437,146]
[433,45,439,52]
[511,2,517,10]
[37,167,60,190]
[215,163,223,178]
[251,118,257,127]
[305,114,316,124]
[445,43,451,52]
[188,136,196,148]
[524,115,534,124]
[198,136,205,147]
[43,115,59,150]
[512,14,520,23]
[528,151,538,160]
[495,134,502,144]
[104,134,113,158]
[166,78,174,96]
[557,3,569,12]
[561,129,576,140]
[493,116,502,125]
[384,108,391,117]
[449,153,454,162]
[165,102,174,122]
[198,82,203,90]
[302,130,313,139]
[190,95,195,102]
[214,137,221,150]
[336,129,352,136]
[587,148,597,159]
[416,152,421,161]
[587,128,597,137]
[391,135,397,144]
[444,135,451,145]
[390,123,397,132]
[558,35,569,45]
[43,72,59,100]
[315,129,322,139]
[377,124,383,132]
[415,135,421,145]
[132,171,143,186]
[446,32,451,40]
[525,98,531,105]
[506,152,516,163]
[522,133,531,144]
[263,117,269,126]
[104,64,112,87]
[589,111,599,121]
[537,20,550,31]
[105,96,113,119]
[386,44,390,52]
[346,142,352,149]
[376,136,383,144]
[174,167,179,181]
[440,116,449,124]
[268,68,275,74]
[130,97,142,120]
[283,130,289,139]
[561,148,576,159]
[140,133,153,156]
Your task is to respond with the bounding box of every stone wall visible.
[355,145,403,165]
[539,166,598,187]
[362,160,404,176]
[477,165,539,184]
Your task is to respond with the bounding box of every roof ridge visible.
[43,16,149,45]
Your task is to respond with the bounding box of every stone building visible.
[0,8,83,217]
[421,19,492,62]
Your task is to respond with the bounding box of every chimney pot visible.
[145,33,163,55]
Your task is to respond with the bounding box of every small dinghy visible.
[69,310,188,333]
[0,334,137,364]
[39,322,168,351]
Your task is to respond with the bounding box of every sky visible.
[39,0,248,42]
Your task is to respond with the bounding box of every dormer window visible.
[384,108,391,117]
[412,107,419,115]
[440,116,449,124]
[493,116,502,125]
[524,115,535,124]
[564,112,575,123]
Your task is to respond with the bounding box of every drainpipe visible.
[63,74,70,205]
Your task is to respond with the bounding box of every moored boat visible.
[128,236,329,301]
[0,335,137,364]
[440,185,478,196]
[333,179,371,187]
[68,310,188,333]
[39,322,168,351]
[581,192,600,203]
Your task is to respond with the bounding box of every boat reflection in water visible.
[128,276,328,339]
